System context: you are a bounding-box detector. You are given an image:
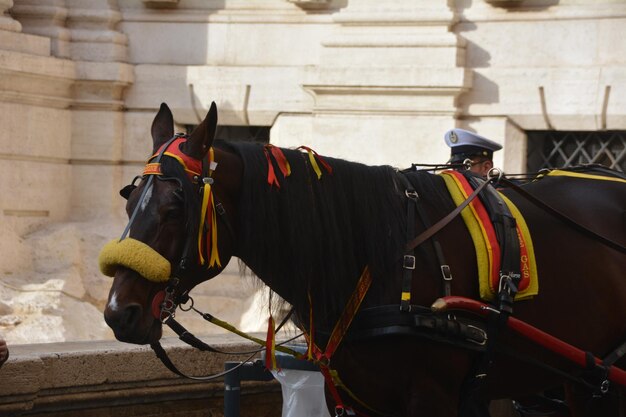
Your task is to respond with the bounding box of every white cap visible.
[444,128,502,163]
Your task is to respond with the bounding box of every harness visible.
[99,133,239,369]
[101,143,626,417]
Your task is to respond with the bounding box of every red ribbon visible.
[264,145,292,188]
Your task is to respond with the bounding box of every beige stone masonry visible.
[0,26,50,55]
[278,0,471,167]
[0,0,21,31]
[11,0,71,58]
[0,337,282,416]
[0,49,74,108]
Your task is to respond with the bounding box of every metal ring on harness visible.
[487,167,503,182]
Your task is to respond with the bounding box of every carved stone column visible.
[10,0,71,57]
[64,0,133,220]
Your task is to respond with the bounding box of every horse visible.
[102,102,626,417]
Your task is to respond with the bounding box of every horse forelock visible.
[218,141,408,323]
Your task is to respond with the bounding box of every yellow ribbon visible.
[307,151,323,179]
[197,148,221,268]
[208,192,221,268]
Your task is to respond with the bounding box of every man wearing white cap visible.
[444,128,503,177]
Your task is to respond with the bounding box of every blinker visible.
[120,184,137,200]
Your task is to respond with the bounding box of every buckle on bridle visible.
[160,279,180,323]
[403,255,416,270]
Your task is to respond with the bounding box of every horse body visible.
[103,104,626,417]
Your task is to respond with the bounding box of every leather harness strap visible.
[405,177,494,252]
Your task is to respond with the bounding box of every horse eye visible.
[163,206,183,221]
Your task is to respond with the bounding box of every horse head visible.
[102,102,241,344]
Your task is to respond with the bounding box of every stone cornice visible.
[303,65,471,115]
[458,3,626,23]
[0,49,74,79]
[0,49,75,108]
[329,2,457,28]
[120,9,333,24]
[322,32,465,48]
[307,67,471,89]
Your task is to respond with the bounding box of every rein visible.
[405,173,495,252]
[498,177,626,254]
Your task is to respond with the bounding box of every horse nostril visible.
[121,304,142,328]
[105,303,143,333]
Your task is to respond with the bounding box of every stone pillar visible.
[64,0,133,220]
[273,0,471,167]
[0,0,74,277]
[10,0,71,57]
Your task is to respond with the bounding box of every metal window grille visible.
[527,131,626,173]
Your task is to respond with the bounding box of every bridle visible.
[119,133,235,317]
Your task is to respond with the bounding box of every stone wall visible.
[0,336,283,416]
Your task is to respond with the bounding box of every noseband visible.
[99,134,233,291]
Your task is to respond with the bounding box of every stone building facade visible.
[0,0,624,344]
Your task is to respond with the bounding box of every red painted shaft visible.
[434,296,626,387]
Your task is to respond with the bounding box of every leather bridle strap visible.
[405,178,493,252]
[119,134,182,242]
[499,178,626,254]
[150,340,257,381]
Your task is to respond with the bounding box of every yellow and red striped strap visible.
[319,266,371,360]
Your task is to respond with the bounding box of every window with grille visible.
[526,131,626,173]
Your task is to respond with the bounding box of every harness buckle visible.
[465,325,488,346]
[405,190,419,200]
[334,406,356,417]
[403,255,416,270]
[441,264,453,281]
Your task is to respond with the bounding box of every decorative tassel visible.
[198,147,220,267]
[265,314,278,371]
[208,192,220,268]
[198,182,211,265]
[298,146,332,179]
[307,291,315,361]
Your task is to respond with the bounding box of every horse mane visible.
[218,141,408,322]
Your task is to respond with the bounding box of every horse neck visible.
[232,144,408,325]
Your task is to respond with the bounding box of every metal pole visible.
[224,362,241,417]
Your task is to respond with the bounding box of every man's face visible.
[468,158,493,178]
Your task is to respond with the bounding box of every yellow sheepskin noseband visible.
[98,238,171,282]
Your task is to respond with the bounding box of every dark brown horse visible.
[103,103,626,417]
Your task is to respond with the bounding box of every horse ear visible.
[151,103,174,153]
[182,102,218,159]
